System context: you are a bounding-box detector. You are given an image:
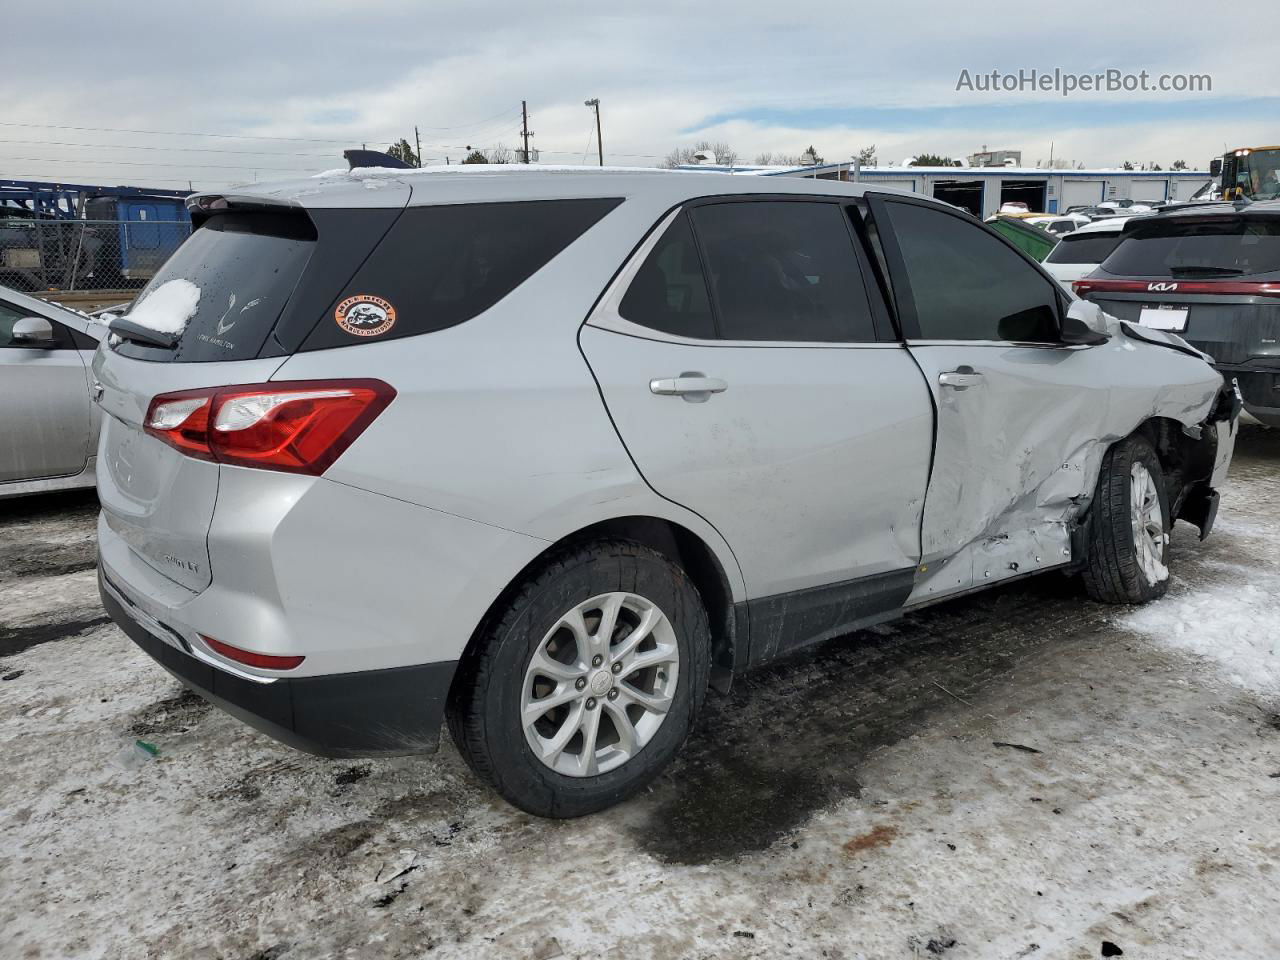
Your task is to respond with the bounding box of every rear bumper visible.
[101,568,455,758]
[1217,364,1280,422]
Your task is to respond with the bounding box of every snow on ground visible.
[120,278,201,334]
[1,427,1278,960]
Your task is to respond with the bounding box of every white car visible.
[1024,213,1092,236]
[1042,217,1137,293]
[1,285,107,498]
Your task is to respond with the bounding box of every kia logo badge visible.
[1148,282,1178,292]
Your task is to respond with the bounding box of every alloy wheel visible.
[521,592,680,777]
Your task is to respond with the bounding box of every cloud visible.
[1,0,1273,187]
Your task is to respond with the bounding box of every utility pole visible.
[415,126,422,167]
[520,101,534,163]
[584,98,603,166]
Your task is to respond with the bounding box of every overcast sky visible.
[5,0,1277,190]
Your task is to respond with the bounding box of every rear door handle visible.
[938,368,984,390]
[650,374,728,402]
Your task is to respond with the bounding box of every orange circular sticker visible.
[334,294,396,337]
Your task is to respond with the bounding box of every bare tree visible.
[487,143,514,164]
[661,140,738,169]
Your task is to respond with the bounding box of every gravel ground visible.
[1,426,1278,960]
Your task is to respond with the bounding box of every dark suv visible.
[1074,200,1280,426]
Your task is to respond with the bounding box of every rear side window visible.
[883,201,1059,342]
[1101,217,1280,278]
[1045,232,1123,264]
[116,212,316,362]
[691,200,877,342]
[302,198,621,351]
[619,213,715,339]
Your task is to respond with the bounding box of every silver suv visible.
[95,169,1238,817]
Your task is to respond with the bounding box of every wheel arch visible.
[451,515,742,704]
[1133,415,1217,521]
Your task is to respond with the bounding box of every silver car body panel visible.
[905,332,1225,602]
[92,168,1234,693]
[0,286,104,497]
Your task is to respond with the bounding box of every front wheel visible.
[1081,435,1171,604]
[446,540,710,818]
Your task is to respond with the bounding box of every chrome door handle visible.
[650,374,728,401]
[938,369,984,390]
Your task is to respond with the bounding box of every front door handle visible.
[938,367,984,390]
[650,373,728,402]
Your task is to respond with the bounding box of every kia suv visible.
[95,169,1238,817]
[1075,200,1280,426]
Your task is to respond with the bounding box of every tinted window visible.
[884,201,1059,342]
[114,211,316,362]
[1045,232,1123,264]
[619,213,714,339]
[691,201,877,342]
[1101,217,1280,278]
[302,198,622,351]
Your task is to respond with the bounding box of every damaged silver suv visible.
[94,169,1239,817]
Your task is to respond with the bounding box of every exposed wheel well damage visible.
[453,516,738,702]
[1131,416,1219,535]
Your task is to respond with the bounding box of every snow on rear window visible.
[123,279,201,335]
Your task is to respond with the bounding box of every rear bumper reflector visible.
[201,635,305,671]
[100,570,455,758]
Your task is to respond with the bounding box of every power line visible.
[0,154,320,172]
[0,120,380,144]
[0,137,337,158]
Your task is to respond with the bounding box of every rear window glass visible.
[301,198,621,351]
[1101,217,1280,277]
[115,212,315,362]
[1045,232,1123,264]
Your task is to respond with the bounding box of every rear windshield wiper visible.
[1167,265,1245,277]
[107,317,181,349]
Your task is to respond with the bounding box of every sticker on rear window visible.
[334,294,396,338]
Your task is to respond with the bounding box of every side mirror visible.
[11,316,57,347]
[1061,300,1110,345]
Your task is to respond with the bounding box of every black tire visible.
[1081,435,1171,604]
[446,539,711,818]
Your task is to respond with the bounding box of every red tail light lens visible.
[201,635,305,670]
[144,379,395,475]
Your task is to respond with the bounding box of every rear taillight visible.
[201,635,305,670]
[144,379,395,475]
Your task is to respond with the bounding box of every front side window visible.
[690,200,876,342]
[883,201,1060,342]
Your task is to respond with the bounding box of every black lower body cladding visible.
[100,571,455,758]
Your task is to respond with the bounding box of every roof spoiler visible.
[343,148,413,170]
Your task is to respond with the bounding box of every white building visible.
[679,162,1212,219]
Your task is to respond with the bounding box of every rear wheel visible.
[446,540,710,818]
[1081,435,1171,604]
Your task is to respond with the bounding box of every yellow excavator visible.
[1211,146,1280,200]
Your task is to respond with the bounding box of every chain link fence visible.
[0,217,191,293]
